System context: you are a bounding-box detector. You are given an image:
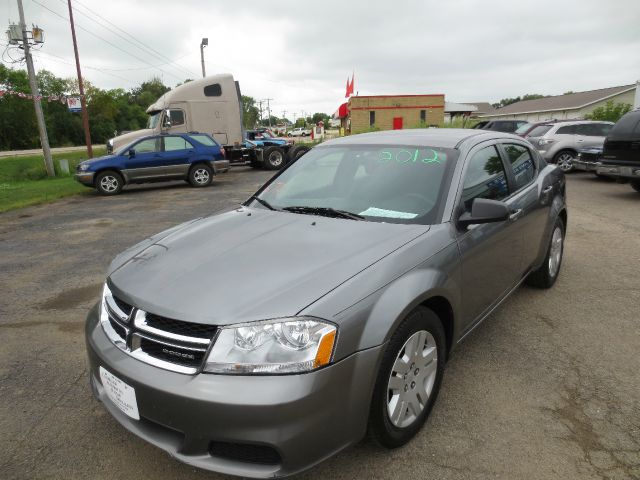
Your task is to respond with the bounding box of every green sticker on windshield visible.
[378,148,443,165]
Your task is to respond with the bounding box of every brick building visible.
[334,94,445,133]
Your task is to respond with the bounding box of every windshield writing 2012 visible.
[378,149,443,165]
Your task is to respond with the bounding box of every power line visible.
[72,0,198,78]
[32,50,137,85]
[56,0,197,80]
[30,0,186,82]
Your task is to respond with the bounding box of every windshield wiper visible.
[249,196,278,211]
[282,206,364,221]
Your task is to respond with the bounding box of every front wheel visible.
[526,217,565,288]
[630,180,640,193]
[188,164,213,187]
[554,151,575,173]
[95,170,123,196]
[368,307,446,448]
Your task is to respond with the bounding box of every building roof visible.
[484,84,635,117]
[445,102,478,113]
[468,102,496,115]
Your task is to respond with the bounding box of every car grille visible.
[101,291,217,374]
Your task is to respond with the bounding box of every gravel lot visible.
[1,169,638,479]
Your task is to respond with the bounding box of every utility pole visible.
[257,100,263,126]
[200,38,208,77]
[67,0,92,158]
[16,0,54,176]
[264,98,273,127]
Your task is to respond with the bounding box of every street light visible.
[200,37,208,78]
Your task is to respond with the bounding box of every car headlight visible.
[203,317,337,374]
[538,138,554,146]
[78,163,89,171]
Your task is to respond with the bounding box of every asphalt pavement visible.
[0,169,638,479]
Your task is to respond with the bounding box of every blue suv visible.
[75,133,230,195]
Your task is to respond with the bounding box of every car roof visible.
[319,128,519,149]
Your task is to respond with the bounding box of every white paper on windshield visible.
[359,207,418,219]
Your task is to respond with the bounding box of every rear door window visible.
[556,125,576,135]
[502,144,536,190]
[189,134,218,146]
[164,136,193,151]
[461,146,509,210]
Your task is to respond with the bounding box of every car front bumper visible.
[85,305,382,478]
[573,159,600,172]
[74,171,95,186]
[596,164,640,179]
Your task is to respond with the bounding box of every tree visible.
[585,101,632,123]
[241,95,259,128]
[131,77,170,109]
[492,94,546,109]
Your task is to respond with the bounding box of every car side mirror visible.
[458,198,510,228]
[128,149,136,157]
[162,109,172,130]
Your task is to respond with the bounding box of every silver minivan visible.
[527,120,614,172]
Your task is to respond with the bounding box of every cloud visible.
[9,0,640,117]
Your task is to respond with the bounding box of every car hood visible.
[108,208,429,325]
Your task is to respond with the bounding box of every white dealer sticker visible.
[99,367,140,420]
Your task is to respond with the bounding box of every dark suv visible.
[596,109,640,192]
[473,120,528,133]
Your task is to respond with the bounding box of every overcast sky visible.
[4,0,640,118]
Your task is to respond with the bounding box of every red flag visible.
[348,73,355,97]
[345,77,350,98]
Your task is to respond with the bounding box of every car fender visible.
[532,169,567,269]
[322,241,462,361]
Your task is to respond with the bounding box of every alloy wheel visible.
[557,153,574,172]
[193,168,210,184]
[100,175,119,193]
[387,330,438,428]
[269,150,284,167]
[548,226,563,278]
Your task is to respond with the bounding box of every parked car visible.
[514,119,575,138]
[527,120,614,172]
[288,127,311,137]
[86,129,566,478]
[596,108,640,192]
[75,133,229,195]
[472,120,528,133]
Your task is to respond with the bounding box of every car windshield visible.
[515,123,531,134]
[147,111,161,129]
[255,144,457,224]
[527,125,553,137]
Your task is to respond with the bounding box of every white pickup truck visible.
[287,127,311,137]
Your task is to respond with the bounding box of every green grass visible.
[0,147,105,213]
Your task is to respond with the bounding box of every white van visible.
[107,74,247,162]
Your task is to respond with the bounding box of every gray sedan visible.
[86,129,567,478]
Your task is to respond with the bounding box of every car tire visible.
[263,146,286,170]
[526,217,565,289]
[95,170,124,196]
[554,151,576,173]
[188,163,213,187]
[630,180,640,193]
[368,306,446,449]
[288,145,310,162]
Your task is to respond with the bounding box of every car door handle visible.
[576,139,584,143]
[509,209,523,221]
[542,186,553,194]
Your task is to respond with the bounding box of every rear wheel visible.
[288,145,310,162]
[263,146,286,170]
[526,217,565,288]
[95,170,123,196]
[188,164,213,187]
[554,151,576,173]
[368,306,446,448]
[630,180,640,193]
